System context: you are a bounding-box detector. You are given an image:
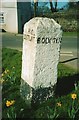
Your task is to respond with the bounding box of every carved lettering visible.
[37,37,61,44]
[24,28,62,43]
[37,37,41,43]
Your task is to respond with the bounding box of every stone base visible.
[20,79,56,107]
[20,79,32,107]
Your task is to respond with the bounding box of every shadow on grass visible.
[60,57,78,63]
[55,73,79,96]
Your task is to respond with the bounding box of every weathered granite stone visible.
[20,17,62,105]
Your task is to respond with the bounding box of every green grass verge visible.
[63,32,77,36]
[2,48,79,119]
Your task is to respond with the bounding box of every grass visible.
[2,48,79,119]
[63,32,77,37]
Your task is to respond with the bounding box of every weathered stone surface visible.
[21,17,62,104]
[22,17,62,88]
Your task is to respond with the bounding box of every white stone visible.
[21,17,62,89]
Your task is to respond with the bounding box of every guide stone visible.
[20,17,62,104]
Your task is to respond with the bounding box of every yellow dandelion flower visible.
[11,100,15,104]
[57,102,62,107]
[6,100,11,107]
[6,100,15,107]
[71,93,77,100]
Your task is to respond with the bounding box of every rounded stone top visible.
[24,17,61,27]
[23,17,62,44]
[24,17,62,35]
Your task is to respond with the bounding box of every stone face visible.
[22,17,62,88]
[21,17,62,104]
